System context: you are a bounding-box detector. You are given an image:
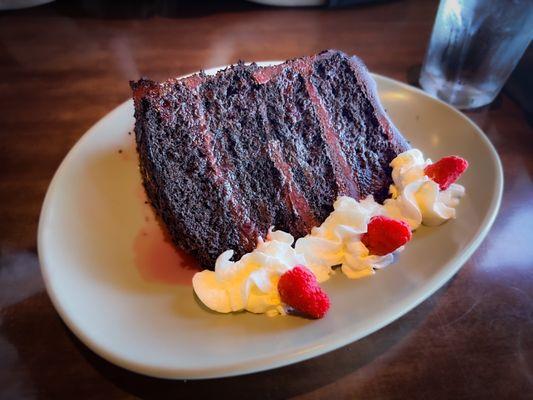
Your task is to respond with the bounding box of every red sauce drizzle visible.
[134,207,200,286]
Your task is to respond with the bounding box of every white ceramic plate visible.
[38,62,503,379]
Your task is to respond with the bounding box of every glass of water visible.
[420,0,533,109]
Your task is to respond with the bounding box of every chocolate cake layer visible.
[131,50,409,268]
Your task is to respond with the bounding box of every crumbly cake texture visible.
[131,50,409,268]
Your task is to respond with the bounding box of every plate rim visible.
[37,62,504,379]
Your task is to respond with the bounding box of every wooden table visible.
[1,0,532,398]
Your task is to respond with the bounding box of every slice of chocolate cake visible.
[131,50,409,268]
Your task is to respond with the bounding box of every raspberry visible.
[361,216,412,256]
[424,155,468,190]
[278,266,330,319]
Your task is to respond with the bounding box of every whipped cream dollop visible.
[192,149,466,316]
[294,196,393,281]
[383,149,465,229]
[193,230,304,316]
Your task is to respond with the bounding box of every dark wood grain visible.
[1,1,532,399]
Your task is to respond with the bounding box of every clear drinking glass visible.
[420,0,533,109]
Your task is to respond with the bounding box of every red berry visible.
[361,216,412,256]
[424,155,468,190]
[278,266,330,319]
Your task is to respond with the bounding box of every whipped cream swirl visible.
[192,149,466,316]
[193,230,304,316]
[383,149,465,229]
[294,196,393,280]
